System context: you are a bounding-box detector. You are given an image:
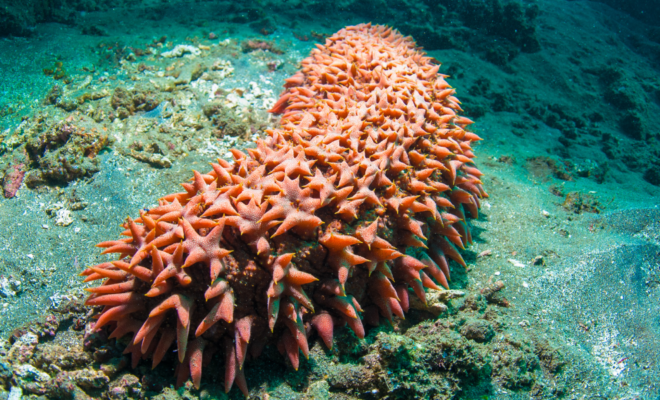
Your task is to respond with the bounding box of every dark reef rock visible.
[0,0,126,37]
[460,318,495,342]
[0,0,542,71]
[24,121,110,186]
[643,165,660,186]
[592,0,660,26]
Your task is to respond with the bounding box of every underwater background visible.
[1,0,659,399]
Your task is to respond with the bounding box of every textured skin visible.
[81,23,487,395]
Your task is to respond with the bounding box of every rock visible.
[7,333,39,364]
[67,368,110,390]
[0,276,22,298]
[110,87,132,111]
[0,359,14,387]
[107,373,142,400]
[34,343,91,373]
[14,363,50,386]
[2,163,25,199]
[460,319,495,343]
[161,44,201,58]
[409,289,465,316]
[305,380,331,400]
[8,386,22,400]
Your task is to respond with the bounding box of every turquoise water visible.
[0,1,659,399]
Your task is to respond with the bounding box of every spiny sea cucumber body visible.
[82,23,486,394]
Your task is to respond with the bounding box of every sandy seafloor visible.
[0,0,659,399]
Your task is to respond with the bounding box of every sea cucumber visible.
[81,23,486,395]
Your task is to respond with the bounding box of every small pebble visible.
[507,259,525,268]
[478,249,492,258]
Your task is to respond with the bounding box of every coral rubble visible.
[2,162,25,199]
[81,23,486,394]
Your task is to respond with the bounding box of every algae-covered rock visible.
[67,368,110,391]
[33,343,92,372]
[110,85,160,119]
[7,333,39,364]
[107,373,142,400]
[491,338,540,390]
[459,318,495,343]
[410,289,465,316]
[203,100,249,138]
[24,121,110,186]
[0,359,12,387]
[534,339,565,374]
[14,363,51,392]
[327,363,378,392]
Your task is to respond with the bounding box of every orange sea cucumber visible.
[81,23,487,395]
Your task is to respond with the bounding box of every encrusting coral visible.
[80,23,487,395]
